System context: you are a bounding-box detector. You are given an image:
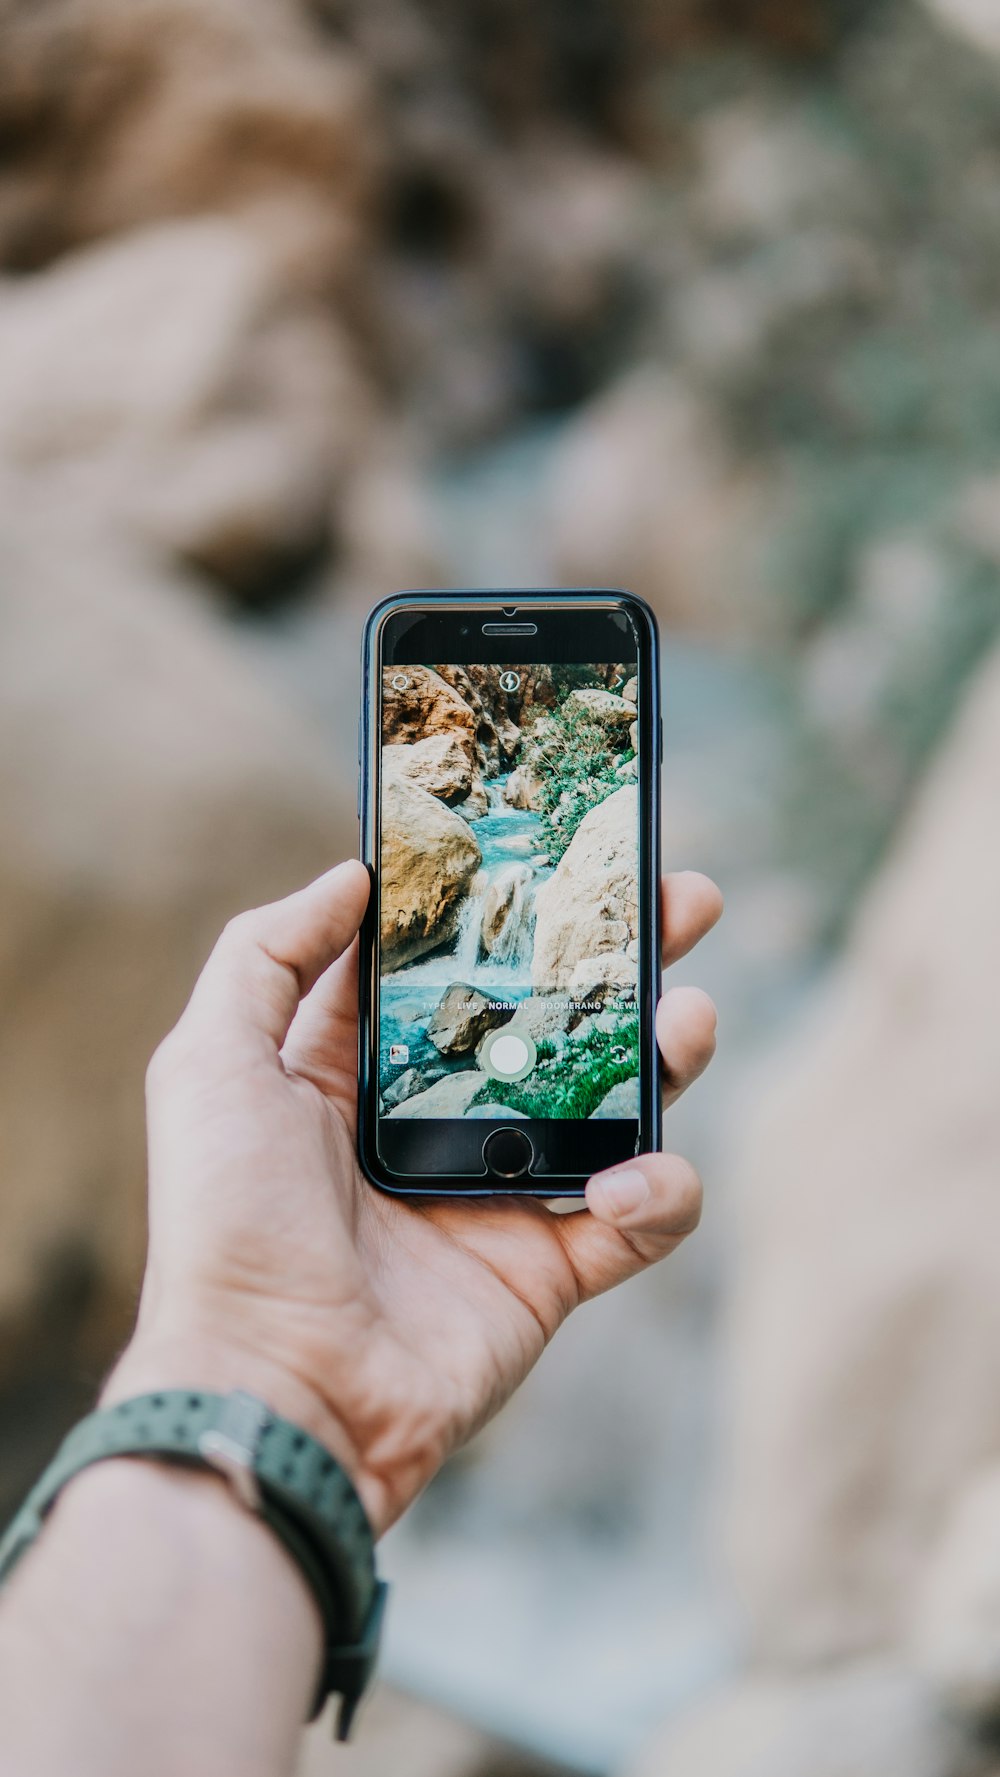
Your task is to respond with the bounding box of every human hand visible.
[105,861,721,1536]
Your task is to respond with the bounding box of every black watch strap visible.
[0,1390,388,1740]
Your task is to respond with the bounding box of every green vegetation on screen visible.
[470,1016,639,1120]
[534,695,635,864]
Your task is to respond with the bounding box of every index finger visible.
[179,859,371,1053]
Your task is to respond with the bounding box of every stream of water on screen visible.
[378,775,555,1085]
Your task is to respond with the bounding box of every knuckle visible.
[145,1029,183,1093]
[220,908,261,949]
[689,985,719,1027]
[665,982,718,1037]
[145,1020,198,1094]
[671,1157,704,1233]
[659,986,718,1093]
[694,1024,718,1074]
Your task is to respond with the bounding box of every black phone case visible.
[356,588,662,1196]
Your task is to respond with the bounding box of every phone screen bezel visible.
[357,589,662,1196]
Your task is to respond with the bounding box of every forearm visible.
[0,1456,322,1777]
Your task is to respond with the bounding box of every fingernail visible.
[593,1167,650,1217]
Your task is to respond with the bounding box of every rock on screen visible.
[377,662,640,1121]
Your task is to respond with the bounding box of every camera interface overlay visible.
[378,660,640,1121]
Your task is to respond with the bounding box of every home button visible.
[483,1127,533,1181]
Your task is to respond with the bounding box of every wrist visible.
[4,1375,387,1744]
[0,1456,323,1777]
[101,1324,366,1514]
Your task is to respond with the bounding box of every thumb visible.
[177,860,370,1055]
[552,1153,703,1302]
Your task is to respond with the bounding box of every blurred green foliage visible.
[644,4,1000,934]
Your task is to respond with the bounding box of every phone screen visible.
[377,657,640,1125]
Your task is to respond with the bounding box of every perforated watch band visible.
[0,1390,388,1740]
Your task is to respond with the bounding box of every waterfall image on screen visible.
[378,662,640,1121]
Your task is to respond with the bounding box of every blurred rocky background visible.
[3,0,1000,1772]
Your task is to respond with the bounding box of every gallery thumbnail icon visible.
[388,1043,410,1065]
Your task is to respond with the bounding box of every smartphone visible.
[357,590,662,1196]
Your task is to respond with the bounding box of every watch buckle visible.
[197,1390,270,1512]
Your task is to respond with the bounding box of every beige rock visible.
[721,644,1000,1664]
[426,984,511,1057]
[454,776,489,819]
[480,863,534,960]
[503,762,545,811]
[512,664,558,719]
[379,780,481,971]
[0,517,353,1480]
[480,871,515,954]
[527,713,560,747]
[800,536,949,747]
[500,833,538,857]
[0,0,373,266]
[567,954,638,1021]
[627,1663,964,1777]
[490,143,647,351]
[692,100,855,243]
[381,1065,445,1113]
[589,1078,640,1119]
[380,665,477,756]
[336,439,446,608]
[543,366,770,641]
[510,995,573,1043]
[141,419,337,605]
[956,472,1000,568]
[436,665,557,773]
[919,0,1000,57]
[434,665,508,773]
[0,218,370,604]
[382,733,472,804]
[532,787,639,991]
[911,1462,1000,1724]
[504,712,564,811]
[563,686,634,733]
[622,676,638,705]
[386,1070,489,1119]
[496,714,520,757]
